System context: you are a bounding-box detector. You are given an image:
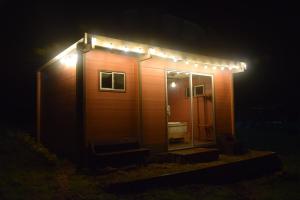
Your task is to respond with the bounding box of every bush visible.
[16,132,59,166]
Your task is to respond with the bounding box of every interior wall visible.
[167,77,190,123]
[167,75,214,143]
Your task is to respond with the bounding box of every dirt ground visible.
[1,128,300,200]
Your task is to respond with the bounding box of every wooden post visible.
[137,54,152,147]
[230,72,235,135]
[36,71,41,142]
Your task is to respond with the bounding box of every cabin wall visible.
[140,61,167,153]
[39,51,80,161]
[84,50,139,146]
[214,70,235,135]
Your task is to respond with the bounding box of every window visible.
[100,71,126,91]
[185,85,205,97]
[185,87,191,97]
[194,85,204,96]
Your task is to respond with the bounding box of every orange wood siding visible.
[214,70,234,135]
[39,54,79,160]
[84,50,139,145]
[140,61,167,152]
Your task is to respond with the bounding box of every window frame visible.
[99,71,126,92]
[193,85,205,97]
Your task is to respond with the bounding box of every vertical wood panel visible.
[141,63,167,152]
[84,50,139,145]
[40,52,78,160]
[214,70,234,135]
[36,71,41,142]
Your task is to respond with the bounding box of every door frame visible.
[165,70,216,151]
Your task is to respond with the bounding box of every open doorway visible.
[167,71,192,150]
[166,71,215,150]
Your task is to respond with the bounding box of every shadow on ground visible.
[0,127,299,199]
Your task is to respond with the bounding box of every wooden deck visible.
[105,150,282,192]
[168,147,219,163]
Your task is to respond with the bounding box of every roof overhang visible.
[90,34,246,73]
[38,38,84,71]
[39,33,247,73]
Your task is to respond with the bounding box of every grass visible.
[0,126,300,199]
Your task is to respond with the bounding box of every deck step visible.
[90,147,150,167]
[168,148,219,163]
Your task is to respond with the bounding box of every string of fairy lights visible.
[91,37,247,72]
[58,36,246,71]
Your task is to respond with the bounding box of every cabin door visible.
[166,71,215,150]
[166,71,193,150]
[191,74,215,146]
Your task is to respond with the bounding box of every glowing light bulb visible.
[149,48,155,54]
[160,52,166,58]
[60,54,78,67]
[123,46,128,52]
[170,81,176,88]
[221,67,225,70]
[204,65,208,69]
[240,62,247,70]
[212,66,217,70]
[194,63,198,67]
[91,37,96,48]
[105,42,113,49]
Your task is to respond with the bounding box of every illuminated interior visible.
[167,71,215,150]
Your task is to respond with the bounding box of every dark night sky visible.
[1,1,299,130]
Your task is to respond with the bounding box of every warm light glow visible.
[60,54,78,67]
[104,43,113,49]
[240,62,247,70]
[90,35,246,73]
[130,47,144,54]
[159,52,166,58]
[148,48,155,54]
[122,46,129,52]
[91,37,96,48]
[170,81,177,88]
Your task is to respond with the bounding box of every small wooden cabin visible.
[36,33,246,162]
